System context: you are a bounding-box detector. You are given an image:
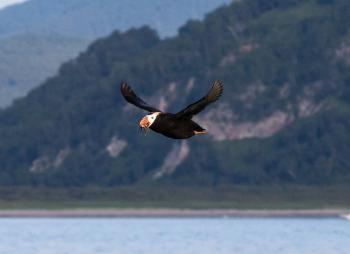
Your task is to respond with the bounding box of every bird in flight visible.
[120,81,223,139]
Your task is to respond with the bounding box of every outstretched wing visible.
[120,82,161,112]
[175,80,223,119]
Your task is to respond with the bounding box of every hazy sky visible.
[0,0,27,10]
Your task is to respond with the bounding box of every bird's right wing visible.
[120,82,161,112]
[175,80,223,119]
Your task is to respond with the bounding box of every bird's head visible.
[139,112,161,131]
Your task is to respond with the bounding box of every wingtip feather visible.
[120,82,134,97]
[120,81,127,92]
[209,80,224,101]
[213,80,224,91]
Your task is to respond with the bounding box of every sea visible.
[0,217,349,254]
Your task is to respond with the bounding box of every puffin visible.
[120,80,223,139]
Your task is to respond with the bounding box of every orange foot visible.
[194,130,207,135]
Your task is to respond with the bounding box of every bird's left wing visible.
[120,82,161,112]
[175,80,223,119]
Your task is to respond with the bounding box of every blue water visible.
[0,218,349,254]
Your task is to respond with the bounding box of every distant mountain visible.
[0,0,231,107]
[0,33,89,106]
[1,0,350,187]
[0,0,232,39]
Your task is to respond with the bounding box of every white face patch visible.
[146,112,161,127]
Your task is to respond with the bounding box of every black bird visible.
[120,81,223,139]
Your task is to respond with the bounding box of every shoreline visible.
[0,208,348,218]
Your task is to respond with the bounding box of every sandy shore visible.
[0,209,348,218]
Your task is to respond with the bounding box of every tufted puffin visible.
[120,80,223,139]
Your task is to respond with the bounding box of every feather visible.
[120,82,161,112]
[175,80,223,119]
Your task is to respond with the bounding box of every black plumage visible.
[120,81,223,139]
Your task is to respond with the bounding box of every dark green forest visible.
[1,0,350,188]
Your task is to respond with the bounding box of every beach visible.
[0,208,348,218]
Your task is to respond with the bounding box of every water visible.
[0,217,349,254]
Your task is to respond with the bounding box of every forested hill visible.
[1,0,350,187]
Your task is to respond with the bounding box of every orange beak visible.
[139,117,150,129]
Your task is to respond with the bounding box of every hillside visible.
[0,0,230,107]
[0,0,350,187]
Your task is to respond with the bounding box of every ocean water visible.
[0,217,349,254]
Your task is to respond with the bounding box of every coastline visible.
[0,208,348,218]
